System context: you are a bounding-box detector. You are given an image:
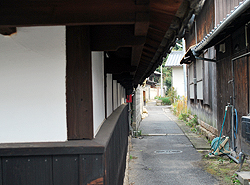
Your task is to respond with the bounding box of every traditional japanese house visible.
[181,0,250,152]
[0,0,202,184]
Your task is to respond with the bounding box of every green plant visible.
[187,115,198,127]
[158,97,171,105]
[137,130,142,136]
[178,112,188,122]
[231,173,240,184]
[218,157,225,164]
[166,87,177,103]
[191,127,197,133]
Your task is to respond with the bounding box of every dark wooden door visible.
[234,55,249,148]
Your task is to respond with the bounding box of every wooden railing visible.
[0,104,129,185]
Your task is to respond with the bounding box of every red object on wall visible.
[126,94,132,103]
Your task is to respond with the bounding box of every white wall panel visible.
[106,73,113,117]
[92,52,105,136]
[0,27,67,143]
[172,67,185,97]
[197,81,203,100]
[117,83,121,106]
[190,84,195,99]
[113,80,118,110]
[196,60,203,81]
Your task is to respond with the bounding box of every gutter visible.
[194,0,250,54]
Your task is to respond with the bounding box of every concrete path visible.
[127,105,219,185]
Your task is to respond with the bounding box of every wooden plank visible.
[0,27,16,35]
[0,140,104,156]
[53,155,79,185]
[66,26,93,140]
[79,155,104,185]
[248,56,250,113]
[0,158,2,185]
[203,59,210,105]
[217,56,233,136]
[2,156,52,185]
[134,12,150,36]
[90,25,146,51]
[0,1,148,26]
[234,56,248,148]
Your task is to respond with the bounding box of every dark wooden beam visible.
[66,26,93,140]
[113,73,133,81]
[91,25,146,51]
[105,56,136,74]
[0,27,16,35]
[0,1,149,26]
[134,12,150,36]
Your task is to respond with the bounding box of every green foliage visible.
[191,127,197,133]
[172,39,183,51]
[231,173,240,184]
[166,87,177,104]
[218,157,225,164]
[178,112,189,122]
[172,102,177,115]
[187,115,198,127]
[154,65,172,91]
[158,97,171,105]
[165,76,172,91]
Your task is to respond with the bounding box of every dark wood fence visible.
[0,104,129,185]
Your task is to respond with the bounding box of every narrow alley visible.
[127,104,219,185]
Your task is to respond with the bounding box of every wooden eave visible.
[193,0,250,55]
[0,0,199,90]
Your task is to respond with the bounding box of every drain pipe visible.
[227,151,245,171]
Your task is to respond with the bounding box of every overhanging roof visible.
[180,46,196,64]
[181,0,250,65]
[0,0,202,90]
[193,0,250,55]
[165,51,185,67]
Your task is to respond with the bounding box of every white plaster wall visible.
[113,80,118,110]
[106,74,113,117]
[172,66,185,97]
[149,88,158,99]
[92,52,105,137]
[121,87,125,104]
[133,85,142,130]
[117,83,121,106]
[0,27,67,143]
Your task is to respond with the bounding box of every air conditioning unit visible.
[241,116,250,155]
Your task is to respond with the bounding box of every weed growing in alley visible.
[199,154,250,184]
[231,173,241,184]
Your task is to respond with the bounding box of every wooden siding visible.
[185,0,215,49]
[234,55,249,148]
[215,0,243,25]
[0,104,129,185]
[217,55,234,137]
[217,52,250,149]
[2,156,53,185]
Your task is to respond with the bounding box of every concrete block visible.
[236,171,250,185]
[156,100,162,106]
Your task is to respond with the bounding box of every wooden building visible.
[181,0,250,152]
[0,0,201,184]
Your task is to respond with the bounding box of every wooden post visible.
[66,26,93,140]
